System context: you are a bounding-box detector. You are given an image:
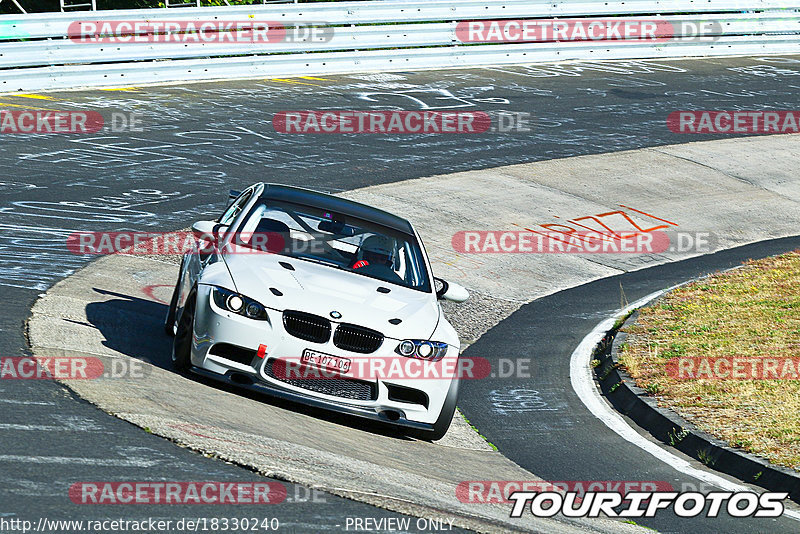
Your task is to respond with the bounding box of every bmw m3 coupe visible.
[164,183,469,440]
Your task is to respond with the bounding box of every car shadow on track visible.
[85,288,416,441]
[87,288,173,369]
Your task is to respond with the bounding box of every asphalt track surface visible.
[2,55,800,531]
[459,236,800,534]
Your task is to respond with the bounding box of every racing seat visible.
[351,235,403,283]
[252,218,291,254]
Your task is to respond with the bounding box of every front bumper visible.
[190,284,457,427]
[190,365,434,431]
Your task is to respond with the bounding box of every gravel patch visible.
[441,292,523,347]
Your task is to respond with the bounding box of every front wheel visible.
[408,377,459,441]
[172,288,196,373]
[164,257,185,337]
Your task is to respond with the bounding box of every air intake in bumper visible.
[266,359,377,401]
[209,343,257,366]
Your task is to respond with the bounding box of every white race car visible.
[164,183,469,440]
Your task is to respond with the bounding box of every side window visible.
[218,191,252,227]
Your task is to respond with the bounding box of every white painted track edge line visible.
[568,287,800,522]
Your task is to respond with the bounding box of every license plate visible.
[301,349,352,374]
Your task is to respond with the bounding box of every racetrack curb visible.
[593,293,800,503]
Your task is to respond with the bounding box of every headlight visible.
[245,302,261,318]
[227,295,243,312]
[398,340,416,357]
[395,340,448,362]
[211,287,268,321]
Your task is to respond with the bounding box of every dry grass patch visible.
[619,251,800,470]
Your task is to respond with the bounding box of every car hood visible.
[222,251,440,340]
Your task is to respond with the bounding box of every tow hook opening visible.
[229,372,254,386]
[381,410,401,421]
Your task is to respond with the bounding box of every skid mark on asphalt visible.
[0,423,111,432]
[0,413,107,433]
[0,454,161,467]
[0,398,55,405]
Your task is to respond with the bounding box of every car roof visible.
[259,183,415,236]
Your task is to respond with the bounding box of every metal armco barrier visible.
[0,0,799,91]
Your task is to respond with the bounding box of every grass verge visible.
[619,251,800,470]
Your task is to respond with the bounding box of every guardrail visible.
[1,0,799,91]
[3,0,797,39]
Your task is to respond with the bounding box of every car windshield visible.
[229,199,431,292]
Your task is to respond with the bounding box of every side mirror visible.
[435,278,469,303]
[192,220,226,252]
[192,220,219,240]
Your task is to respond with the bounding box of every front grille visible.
[333,324,384,354]
[266,359,377,401]
[282,311,331,343]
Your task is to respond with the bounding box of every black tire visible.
[408,377,460,441]
[172,288,196,373]
[163,257,185,337]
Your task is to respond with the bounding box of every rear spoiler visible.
[228,189,241,201]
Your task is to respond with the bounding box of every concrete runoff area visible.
[29,134,800,531]
[342,134,800,301]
